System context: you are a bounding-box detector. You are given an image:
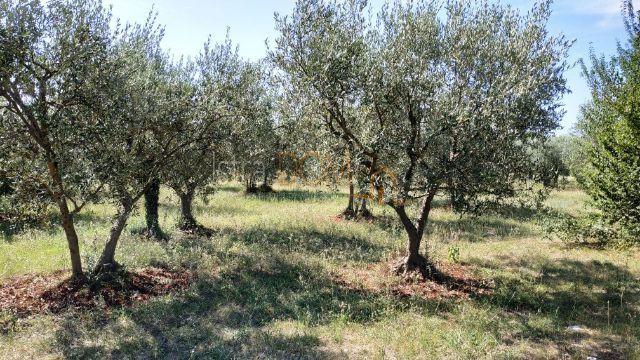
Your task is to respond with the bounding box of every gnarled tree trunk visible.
[342,169,356,218]
[392,191,437,277]
[178,188,197,230]
[47,159,84,279]
[144,178,162,238]
[94,197,133,274]
[357,197,373,219]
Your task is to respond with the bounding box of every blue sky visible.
[103,0,639,133]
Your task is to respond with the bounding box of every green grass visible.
[1,183,638,359]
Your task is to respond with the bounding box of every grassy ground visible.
[0,184,638,359]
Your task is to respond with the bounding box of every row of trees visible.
[1,0,594,279]
[0,0,274,278]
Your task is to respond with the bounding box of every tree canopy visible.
[272,0,571,273]
[579,0,640,239]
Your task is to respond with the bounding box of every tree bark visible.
[179,189,197,230]
[395,205,424,254]
[343,169,356,218]
[259,167,274,193]
[47,160,84,279]
[347,180,354,210]
[392,191,437,277]
[144,178,162,238]
[94,198,133,274]
[245,175,258,193]
[263,166,268,187]
[357,197,373,219]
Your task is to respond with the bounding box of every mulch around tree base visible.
[0,267,193,318]
[334,260,493,301]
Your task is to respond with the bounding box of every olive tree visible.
[84,18,203,273]
[271,4,375,217]
[273,0,570,275]
[140,58,196,238]
[279,120,371,218]
[228,62,276,194]
[164,38,274,231]
[0,0,115,278]
[164,40,230,231]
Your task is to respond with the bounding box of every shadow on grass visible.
[473,255,639,337]
[249,189,344,203]
[52,252,439,358]
[371,203,571,244]
[428,216,535,242]
[225,227,386,262]
[157,200,251,218]
[488,204,571,225]
[371,213,535,243]
[0,216,63,242]
[216,184,245,193]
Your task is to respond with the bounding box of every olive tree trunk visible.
[47,159,84,279]
[144,178,162,238]
[94,197,133,274]
[343,169,356,218]
[392,191,437,276]
[178,188,197,230]
[245,175,258,193]
[357,197,372,218]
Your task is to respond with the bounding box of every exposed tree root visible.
[179,222,215,237]
[258,183,274,193]
[131,227,168,241]
[245,184,275,194]
[92,261,122,277]
[393,255,443,281]
[335,260,493,301]
[338,207,375,221]
[340,207,357,220]
[146,226,167,241]
[357,206,374,220]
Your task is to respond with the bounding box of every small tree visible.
[274,0,570,275]
[166,38,273,230]
[142,59,197,238]
[530,140,569,188]
[164,52,221,231]
[228,63,276,194]
[579,0,640,238]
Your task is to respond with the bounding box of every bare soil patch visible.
[334,260,493,300]
[0,267,193,318]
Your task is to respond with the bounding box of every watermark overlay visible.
[212,150,401,205]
